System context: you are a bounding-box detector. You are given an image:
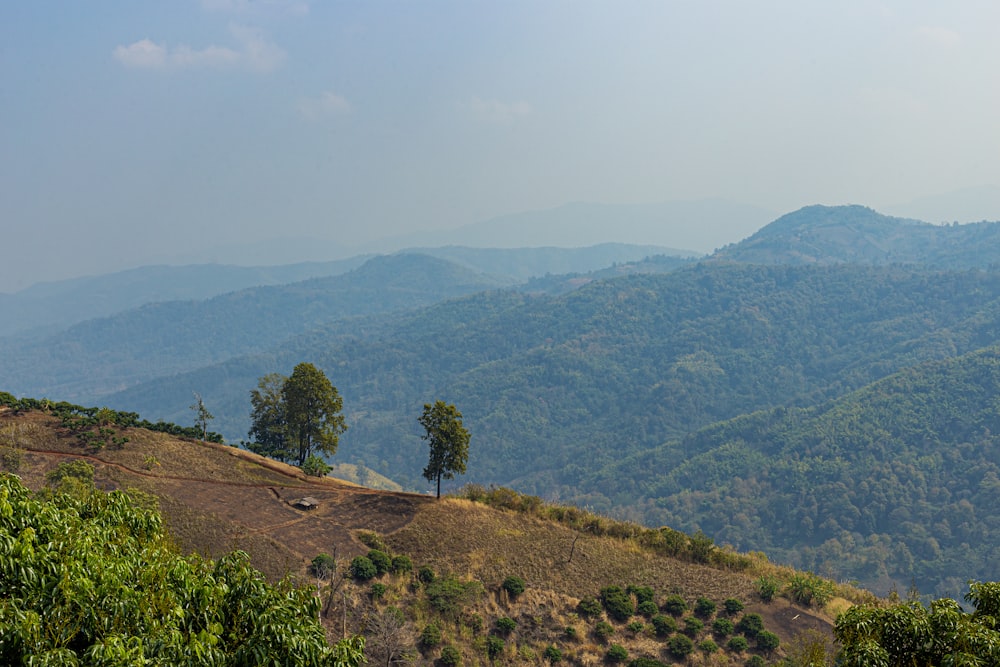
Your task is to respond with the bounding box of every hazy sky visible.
[3,1,1000,291]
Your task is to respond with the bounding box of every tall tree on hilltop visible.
[248,363,346,466]
[420,400,470,498]
[190,392,214,442]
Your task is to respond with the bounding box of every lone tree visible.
[419,401,470,498]
[248,363,347,466]
[190,392,214,442]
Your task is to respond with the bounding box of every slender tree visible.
[190,392,214,442]
[419,400,470,498]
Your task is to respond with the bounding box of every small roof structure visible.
[292,497,319,510]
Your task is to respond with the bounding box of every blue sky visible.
[2,1,1000,291]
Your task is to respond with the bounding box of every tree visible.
[419,401,470,498]
[190,392,214,442]
[283,362,347,466]
[248,364,347,466]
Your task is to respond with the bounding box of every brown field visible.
[2,408,852,665]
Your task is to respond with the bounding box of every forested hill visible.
[712,204,1000,266]
[0,253,512,401]
[582,346,1000,600]
[108,264,1000,499]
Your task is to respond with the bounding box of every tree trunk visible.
[436,474,441,499]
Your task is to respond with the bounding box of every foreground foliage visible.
[0,473,363,666]
[836,582,1000,666]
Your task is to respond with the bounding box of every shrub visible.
[650,614,677,637]
[391,554,413,575]
[627,585,655,605]
[627,658,667,667]
[463,613,483,634]
[417,565,436,584]
[688,530,714,562]
[786,572,835,607]
[727,636,749,652]
[502,575,526,596]
[756,630,780,653]
[736,613,764,639]
[755,576,779,603]
[683,617,704,637]
[301,454,331,477]
[419,623,442,649]
[723,598,745,615]
[349,556,377,581]
[357,530,388,550]
[662,595,687,617]
[606,644,629,663]
[745,656,766,667]
[485,636,504,661]
[367,549,392,576]
[426,578,483,618]
[699,639,718,653]
[494,617,516,636]
[637,600,659,617]
[564,626,578,640]
[370,583,386,600]
[440,645,461,667]
[594,621,615,643]
[543,645,562,664]
[694,597,716,618]
[712,617,734,636]
[578,596,603,618]
[667,634,694,658]
[626,621,645,634]
[601,586,635,622]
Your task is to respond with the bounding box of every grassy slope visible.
[1,407,867,665]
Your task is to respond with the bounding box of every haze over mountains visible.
[6,202,1000,601]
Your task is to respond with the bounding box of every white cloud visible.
[113,25,285,73]
[298,91,351,120]
[113,39,167,68]
[467,97,532,124]
[915,26,961,47]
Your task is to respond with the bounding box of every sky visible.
[3,1,1000,292]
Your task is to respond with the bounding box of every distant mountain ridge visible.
[713,204,1000,266]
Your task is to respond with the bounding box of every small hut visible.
[292,497,319,511]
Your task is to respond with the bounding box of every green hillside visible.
[584,346,1000,599]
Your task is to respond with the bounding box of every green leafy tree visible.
[419,401,470,498]
[284,362,347,465]
[248,364,347,466]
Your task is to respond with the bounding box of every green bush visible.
[626,621,645,634]
[723,598,745,615]
[595,621,615,643]
[301,454,331,477]
[564,626,578,640]
[745,656,766,667]
[440,645,461,667]
[683,617,704,637]
[736,613,764,639]
[543,645,562,664]
[755,576,779,603]
[370,583,386,600]
[463,612,483,634]
[391,554,413,574]
[494,617,516,636]
[712,617,734,636]
[756,630,780,652]
[786,572,835,607]
[426,578,483,618]
[607,644,629,663]
[667,634,694,658]
[349,555,377,581]
[627,584,655,605]
[419,623,442,649]
[601,586,636,622]
[578,596,603,618]
[727,636,749,652]
[309,553,336,579]
[694,596,716,618]
[367,549,392,576]
[485,636,504,661]
[357,530,388,550]
[650,614,677,637]
[502,575,526,596]
[417,565,436,584]
[698,639,718,653]
[662,594,687,617]
[637,600,659,617]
